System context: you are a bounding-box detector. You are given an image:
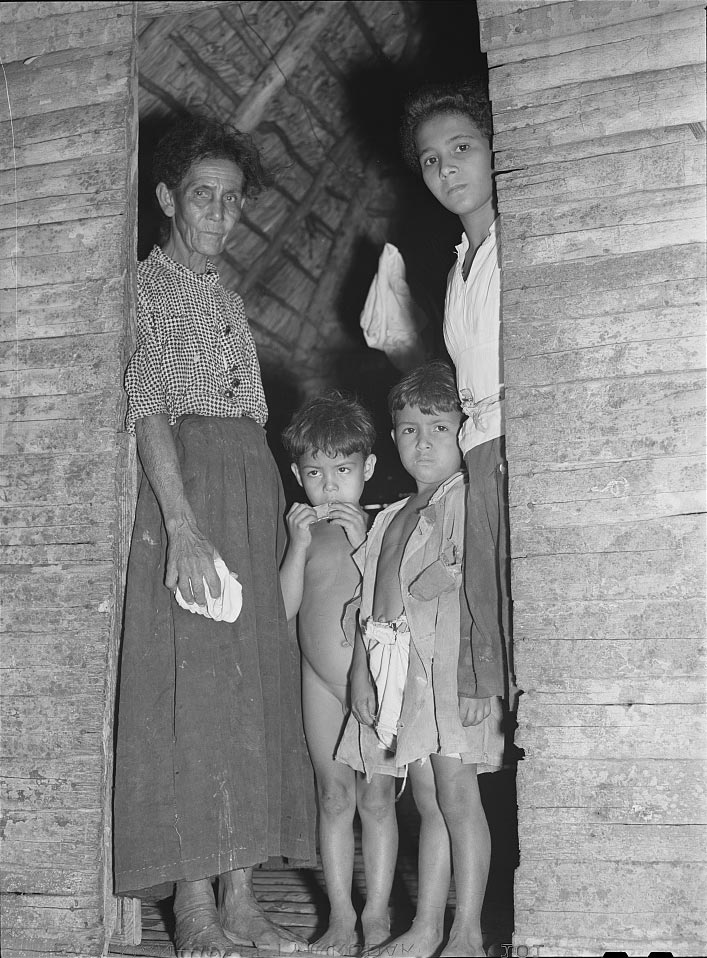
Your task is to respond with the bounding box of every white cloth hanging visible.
[360,243,427,372]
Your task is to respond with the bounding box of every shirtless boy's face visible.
[291,449,375,507]
[392,404,462,495]
[415,112,494,225]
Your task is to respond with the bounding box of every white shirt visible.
[443,219,504,454]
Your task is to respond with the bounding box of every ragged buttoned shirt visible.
[125,246,267,433]
[353,472,469,767]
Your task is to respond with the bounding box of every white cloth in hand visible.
[360,243,427,372]
[175,557,242,623]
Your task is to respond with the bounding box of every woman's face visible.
[415,112,494,223]
[156,157,244,270]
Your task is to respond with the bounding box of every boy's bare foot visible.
[309,914,360,955]
[440,930,485,957]
[360,912,391,950]
[219,868,307,953]
[363,918,443,958]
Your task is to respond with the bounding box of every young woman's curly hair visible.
[400,79,492,172]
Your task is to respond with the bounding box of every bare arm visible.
[135,413,220,605]
[279,502,317,621]
[350,623,376,727]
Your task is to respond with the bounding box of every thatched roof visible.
[134,1,481,403]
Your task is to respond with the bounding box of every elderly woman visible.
[113,118,315,958]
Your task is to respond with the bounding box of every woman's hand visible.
[328,501,369,549]
[135,414,221,606]
[165,511,221,606]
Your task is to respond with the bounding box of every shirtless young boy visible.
[280,394,399,956]
[337,362,504,958]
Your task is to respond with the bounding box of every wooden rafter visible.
[238,132,356,297]
[232,0,346,132]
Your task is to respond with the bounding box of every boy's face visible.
[392,404,463,495]
[415,112,494,221]
[291,449,376,507]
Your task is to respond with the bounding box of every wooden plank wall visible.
[0,2,137,955]
[477,1,707,954]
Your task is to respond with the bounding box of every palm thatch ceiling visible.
[137,0,479,404]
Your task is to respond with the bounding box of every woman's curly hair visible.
[152,115,271,200]
[400,79,492,172]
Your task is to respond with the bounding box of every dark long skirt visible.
[113,415,316,899]
[457,436,512,701]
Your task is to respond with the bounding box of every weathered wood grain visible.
[502,242,706,297]
[0,335,123,394]
[497,131,706,204]
[520,822,706,863]
[513,549,703,604]
[0,728,103,759]
[0,278,124,341]
[517,757,706,825]
[502,184,705,243]
[0,45,133,120]
[502,215,704,268]
[489,18,705,103]
[516,703,706,759]
[513,597,705,642]
[0,453,115,505]
[505,304,705,360]
[2,807,102,848]
[1,693,105,737]
[506,336,705,388]
[478,0,699,52]
[1,864,99,897]
[0,894,103,943]
[2,565,114,608]
[512,511,705,560]
[510,455,705,513]
[0,416,118,456]
[495,122,707,174]
[1,632,113,670]
[492,65,705,154]
[514,861,706,920]
[516,637,705,703]
[0,3,133,62]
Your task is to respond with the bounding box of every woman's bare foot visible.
[173,878,242,958]
[309,913,360,955]
[363,918,443,958]
[218,867,308,953]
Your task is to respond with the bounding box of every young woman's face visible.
[415,112,494,221]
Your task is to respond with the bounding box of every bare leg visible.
[431,755,488,958]
[356,772,398,949]
[365,761,450,958]
[302,664,359,955]
[219,867,307,953]
[173,878,242,958]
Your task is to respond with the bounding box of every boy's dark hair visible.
[400,79,492,171]
[153,115,270,200]
[389,360,460,422]
[282,392,376,462]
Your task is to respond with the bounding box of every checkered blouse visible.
[125,246,268,433]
